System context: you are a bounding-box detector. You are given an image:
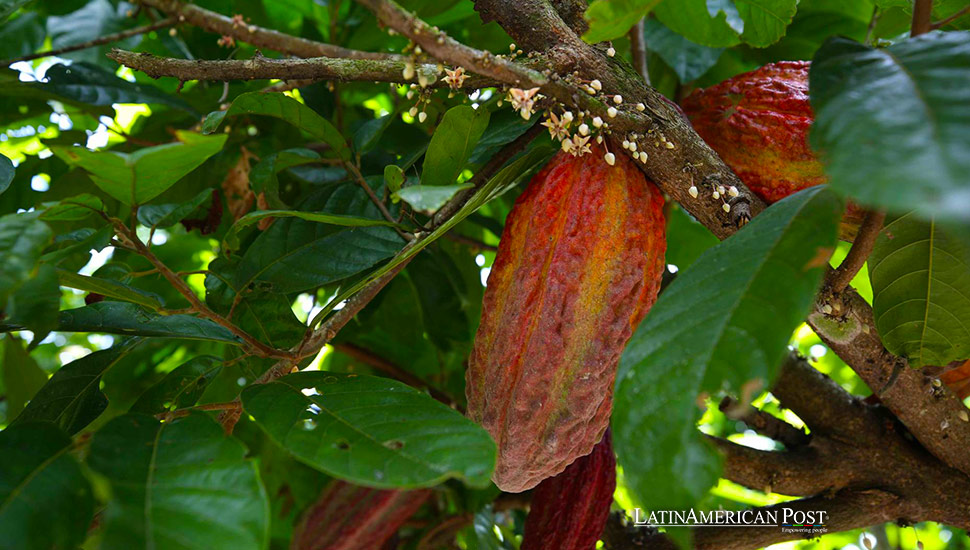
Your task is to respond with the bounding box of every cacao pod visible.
[291,480,431,550]
[521,430,616,550]
[681,61,864,238]
[466,145,666,492]
[941,359,970,400]
[681,61,820,204]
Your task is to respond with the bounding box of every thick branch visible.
[709,436,847,496]
[718,395,809,448]
[108,49,497,87]
[137,0,398,60]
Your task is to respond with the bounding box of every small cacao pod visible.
[681,61,864,238]
[291,480,431,550]
[521,430,616,550]
[466,145,666,492]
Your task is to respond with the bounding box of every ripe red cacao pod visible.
[681,61,864,238]
[466,145,666,492]
[521,430,616,550]
[291,481,431,550]
[681,61,821,204]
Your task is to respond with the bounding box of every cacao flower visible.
[291,480,431,550]
[521,430,616,550]
[466,145,666,492]
[681,60,864,238]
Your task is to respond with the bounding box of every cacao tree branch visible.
[932,4,970,29]
[912,0,934,36]
[829,209,884,293]
[135,0,400,60]
[1,17,177,65]
[358,0,765,238]
[718,395,809,448]
[108,49,498,87]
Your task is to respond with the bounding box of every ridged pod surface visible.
[291,481,431,550]
[681,61,821,204]
[466,146,666,492]
[521,430,616,550]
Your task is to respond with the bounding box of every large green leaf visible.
[809,33,970,222]
[11,342,139,434]
[202,92,350,161]
[421,105,490,188]
[130,356,223,414]
[223,210,400,253]
[0,213,52,308]
[25,63,195,114]
[0,12,44,61]
[51,131,227,205]
[653,0,796,48]
[643,18,724,82]
[868,213,970,367]
[0,423,94,550]
[1,335,48,419]
[613,186,842,511]
[394,184,473,213]
[136,188,212,229]
[242,372,496,489]
[582,0,663,43]
[87,413,270,550]
[46,0,137,66]
[0,0,34,23]
[0,302,242,344]
[56,269,165,310]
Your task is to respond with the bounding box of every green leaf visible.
[809,33,970,222]
[56,269,165,310]
[87,413,270,550]
[12,343,138,434]
[203,92,350,161]
[421,105,490,187]
[1,335,48,419]
[613,186,843,511]
[26,63,196,114]
[0,0,34,23]
[46,0,136,66]
[0,422,94,550]
[0,302,242,344]
[394,184,473,213]
[582,0,663,43]
[0,12,44,61]
[136,188,212,228]
[39,193,104,221]
[353,113,394,154]
[868,213,970,367]
[384,164,405,195]
[653,0,795,48]
[0,213,52,308]
[5,263,60,340]
[643,19,723,82]
[249,148,321,208]
[242,372,496,489]
[0,153,13,195]
[130,355,223,414]
[223,210,400,253]
[666,205,719,270]
[52,131,227,206]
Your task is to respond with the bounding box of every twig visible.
[136,0,400,60]
[333,342,457,406]
[828,209,884,293]
[343,160,412,238]
[931,4,970,29]
[864,6,880,46]
[1,17,177,65]
[112,220,294,360]
[628,18,649,85]
[911,0,933,36]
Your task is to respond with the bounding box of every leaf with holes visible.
[242,372,496,489]
[868,213,970,367]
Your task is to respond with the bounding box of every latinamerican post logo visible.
[633,508,829,535]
